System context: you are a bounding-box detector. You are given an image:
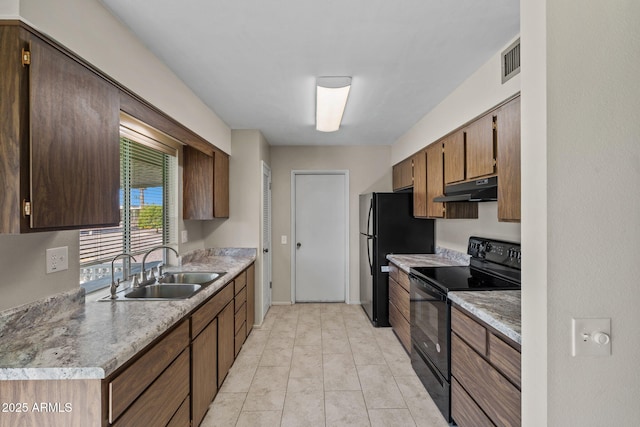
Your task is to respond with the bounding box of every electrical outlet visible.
[46,246,68,274]
[281,235,287,244]
[572,318,611,357]
[181,230,189,243]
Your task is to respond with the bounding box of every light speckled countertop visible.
[0,248,256,380]
[386,247,470,272]
[386,249,520,345]
[449,291,521,344]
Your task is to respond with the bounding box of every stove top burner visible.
[410,265,520,292]
[409,236,522,293]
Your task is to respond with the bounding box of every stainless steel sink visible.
[99,271,226,301]
[159,271,222,285]
[124,284,201,299]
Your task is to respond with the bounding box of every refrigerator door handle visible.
[367,236,373,276]
[367,197,373,237]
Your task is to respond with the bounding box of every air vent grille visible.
[501,38,520,84]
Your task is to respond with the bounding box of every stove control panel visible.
[468,236,521,269]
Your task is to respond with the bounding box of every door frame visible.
[261,161,272,322]
[290,170,350,303]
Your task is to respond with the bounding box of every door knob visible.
[296,242,301,249]
[263,248,269,253]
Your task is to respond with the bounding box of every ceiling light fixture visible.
[316,76,352,132]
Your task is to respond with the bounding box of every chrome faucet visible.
[141,245,179,284]
[110,253,137,299]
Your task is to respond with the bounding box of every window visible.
[80,120,178,293]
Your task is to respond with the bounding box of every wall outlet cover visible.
[572,317,611,357]
[46,246,69,274]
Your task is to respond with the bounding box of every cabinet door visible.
[412,150,427,217]
[443,131,465,184]
[465,113,496,179]
[246,264,255,335]
[426,143,444,218]
[217,301,235,387]
[192,318,217,427]
[213,149,229,218]
[29,35,120,229]
[496,97,521,222]
[392,158,413,191]
[183,146,214,220]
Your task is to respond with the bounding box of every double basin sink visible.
[103,271,225,301]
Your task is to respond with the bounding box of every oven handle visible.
[409,274,447,302]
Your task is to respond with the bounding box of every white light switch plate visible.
[281,235,287,244]
[572,318,611,357]
[46,246,68,273]
[181,230,189,243]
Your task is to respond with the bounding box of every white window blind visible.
[80,136,176,289]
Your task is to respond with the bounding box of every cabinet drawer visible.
[235,286,247,313]
[388,263,410,292]
[389,277,410,321]
[452,307,487,356]
[192,283,234,338]
[113,349,190,427]
[234,270,247,294]
[489,333,521,388]
[235,322,246,356]
[235,302,246,334]
[108,321,189,423]
[452,377,494,427]
[452,334,520,427]
[166,396,190,427]
[389,300,411,353]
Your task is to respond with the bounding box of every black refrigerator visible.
[359,192,435,326]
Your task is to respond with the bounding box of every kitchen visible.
[1,1,639,426]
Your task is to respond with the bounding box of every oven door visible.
[409,274,450,379]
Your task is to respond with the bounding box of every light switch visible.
[281,235,287,244]
[46,246,68,273]
[572,318,611,357]
[181,230,189,243]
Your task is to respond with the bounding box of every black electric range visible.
[408,236,521,424]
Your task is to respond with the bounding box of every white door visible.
[293,172,347,302]
[262,162,272,318]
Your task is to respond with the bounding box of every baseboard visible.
[271,301,293,306]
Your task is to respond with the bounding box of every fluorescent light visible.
[316,77,351,132]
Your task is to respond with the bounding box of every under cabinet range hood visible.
[433,176,498,202]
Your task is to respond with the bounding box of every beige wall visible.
[270,145,392,304]
[0,0,228,310]
[522,0,640,425]
[204,130,271,324]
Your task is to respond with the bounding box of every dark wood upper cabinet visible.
[465,113,496,180]
[443,131,465,185]
[0,24,119,233]
[412,150,427,218]
[213,149,230,218]
[29,35,120,230]
[496,96,521,222]
[183,146,230,220]
[183,146,214,220]
[426,143,445,218]
[392,157,413,191]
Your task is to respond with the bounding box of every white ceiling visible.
[101,0,519,146]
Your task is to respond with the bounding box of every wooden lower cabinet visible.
[217,301,236,388]
[0,263,257,427]
[451,306,521,427]
[191,318,217,427]
[388,262,411,353]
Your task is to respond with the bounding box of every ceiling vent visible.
[501,38,520,84]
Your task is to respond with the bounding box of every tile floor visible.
[200,303,449,427]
